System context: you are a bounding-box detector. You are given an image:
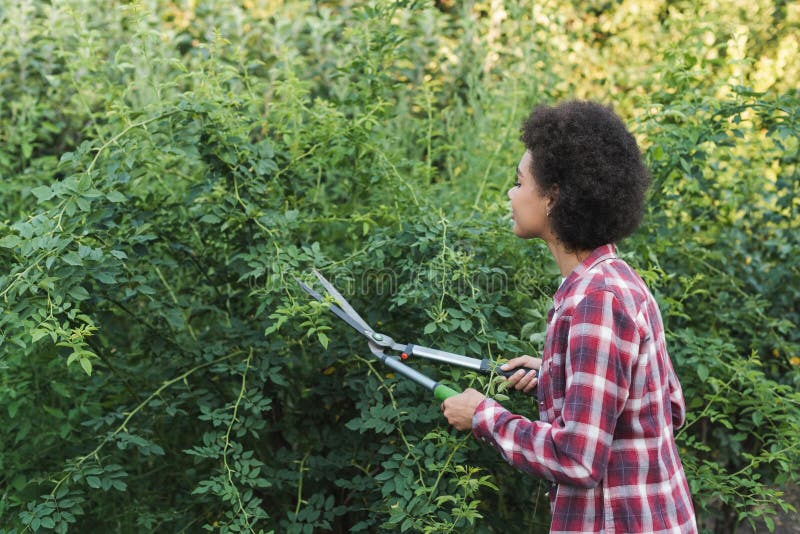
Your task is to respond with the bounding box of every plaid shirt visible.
[473,245,697,533]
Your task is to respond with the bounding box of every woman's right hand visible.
[501,355,542,394]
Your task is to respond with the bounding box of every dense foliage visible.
[1,1,798,532]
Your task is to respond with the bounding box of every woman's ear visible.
[546,185,559,215]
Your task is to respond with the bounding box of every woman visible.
[442,101,697,533]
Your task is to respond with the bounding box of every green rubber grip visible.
[433,384,459,401]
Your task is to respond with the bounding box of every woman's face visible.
[507,151,553,240]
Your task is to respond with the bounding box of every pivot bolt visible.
[372,333,384,341]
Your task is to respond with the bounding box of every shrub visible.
[1,1,798,532]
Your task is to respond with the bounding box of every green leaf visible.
[93,271,116,284]
[55,484,69,499]
[30,330,50,343]
[200,213,221,224]
[76,197,91,211]
[63,252,83,266]
[66,352,81,366]
[31,185,55,201]
[697,364,709,382]
[80,358,93,376]
[69,286,90,301]
[317,332,329,349]
[345,418,361,431]
[0,234,21,248]
[83,188,104,199]
[77,173,92,191]
[106,190,127,203]
[495,306,513,317]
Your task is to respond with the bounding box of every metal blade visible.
[409,344,484,370]
[296,278,373,338]
[312,270,373,331]
[369,342,438,392]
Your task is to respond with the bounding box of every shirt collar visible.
[552,243,617,310]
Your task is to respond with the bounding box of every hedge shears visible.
[297,270,532,401]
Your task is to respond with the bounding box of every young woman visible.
[442,101,698,533]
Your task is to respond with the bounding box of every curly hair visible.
[520,101,651,252]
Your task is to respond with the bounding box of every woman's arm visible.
[441,356,541,429]
[469,291,639,487]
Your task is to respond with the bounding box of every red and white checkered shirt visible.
[473,244,697,533]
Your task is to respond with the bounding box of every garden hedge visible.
[1,1,798,532]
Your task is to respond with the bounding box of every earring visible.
[546,209,551,217]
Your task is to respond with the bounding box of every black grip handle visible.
[495,366,537,379]
[480,358,537,378]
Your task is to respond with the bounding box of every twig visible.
[49,349,246,497]
[222,348,255,533]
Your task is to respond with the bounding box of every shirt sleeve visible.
[667,358,687,429]
[472,290,639,488]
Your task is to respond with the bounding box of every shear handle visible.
[408,345,537,379]
[478,359,538,379]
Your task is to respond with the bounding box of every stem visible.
[0,252,48,301]
[293,451,311,521]
[222,348,255,533]
[425,434,470,507]
[438,215,448,313]
[154,265,179,305]
[49,349,245,497]
[425,82,433,182]
[86,110,181,175]
[375,149,420,207]
[675,361,740,440]
[153,264,198,341]
[354,355,427,489]
[473,78,518,209]
[231,173,276,237]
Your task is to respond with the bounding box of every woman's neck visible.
[546,241,592,278]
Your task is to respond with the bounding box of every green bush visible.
[1,1,798,533]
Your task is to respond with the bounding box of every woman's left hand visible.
[441,388,486,431]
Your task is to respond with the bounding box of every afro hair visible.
[520,101,651,252]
